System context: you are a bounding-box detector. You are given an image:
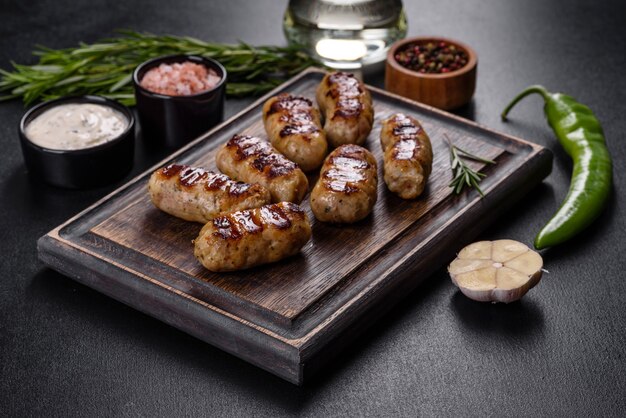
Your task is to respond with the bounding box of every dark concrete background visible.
[1,0,625,416]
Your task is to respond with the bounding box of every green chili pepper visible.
[501,85,612,250]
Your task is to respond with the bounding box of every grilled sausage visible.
[380,113,433,199]
[262,94,328,172]
[148,164,271,223]
[316,71,374,147]
[194,202,312,272]
[310,144,377,223]
[216,134,309,203]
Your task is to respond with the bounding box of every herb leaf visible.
[445,134,496,196]
[0,30,321,106]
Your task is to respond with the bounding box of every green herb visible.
[445,134,495,196]
[0,30,320,106]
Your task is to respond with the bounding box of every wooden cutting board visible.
[38,68,552,385]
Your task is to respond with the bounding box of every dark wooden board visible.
[38,68,552,385]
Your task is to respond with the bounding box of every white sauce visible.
[25,103,129,150]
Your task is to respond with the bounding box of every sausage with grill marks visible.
[193,202,312,272]
[148,164,271,223]
[380,113,433,199]
[316,72,374,147]
[310,144,378,223]
[262,93,328,172]
[216,134,309,203]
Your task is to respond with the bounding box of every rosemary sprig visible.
[0,30,320,106]
[445,134,496,196]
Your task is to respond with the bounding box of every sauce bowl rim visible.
[132,54,227,100]
[19,95,135,155]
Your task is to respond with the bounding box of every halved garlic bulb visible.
[448,239,543,303]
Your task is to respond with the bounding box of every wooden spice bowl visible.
[385,37,477,110]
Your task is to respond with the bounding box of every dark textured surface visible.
[1,0,624,416]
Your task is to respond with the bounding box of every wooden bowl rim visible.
[386,36,478,79]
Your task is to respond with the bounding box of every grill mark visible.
[160,164,185,178]
[393,139,419,160]
[323,146,370,194]
[326,180,359,194]
[178,167,208,187]
[387,114,424,161]
[330,144,371,162]
[279,123,319,138]
[260,205,291,230]
[267,94,320,139]
[323,166,365,194]
[333,109,360,119]
[228,182,253,196]
[204,172,229,191]
[227,135,274,160]
[231,210,263,234]
[212,203,302,240]
[228,135,297,178]
[158,163,260,198]
[266,94,313,116]
[326,72,363,120]
[391,114,423,136]
[328,156,369,170]
[288,111,315,124]
[328,72,361,91]
[392,124,422,137]
[281,202,306,219]
[212,216,242,240]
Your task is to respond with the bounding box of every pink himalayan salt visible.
[140,62,221,96]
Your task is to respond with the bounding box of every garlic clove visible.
[504,250,543,276]
[458,240,492,260]
[448,258,493,275]
[492,239,530,262]
[452,267,497,302]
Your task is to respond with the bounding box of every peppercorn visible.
[394,40,469,74]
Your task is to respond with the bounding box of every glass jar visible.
[283,0,407,70]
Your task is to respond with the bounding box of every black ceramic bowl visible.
[19,95,135,189]
[133,54,227,150]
